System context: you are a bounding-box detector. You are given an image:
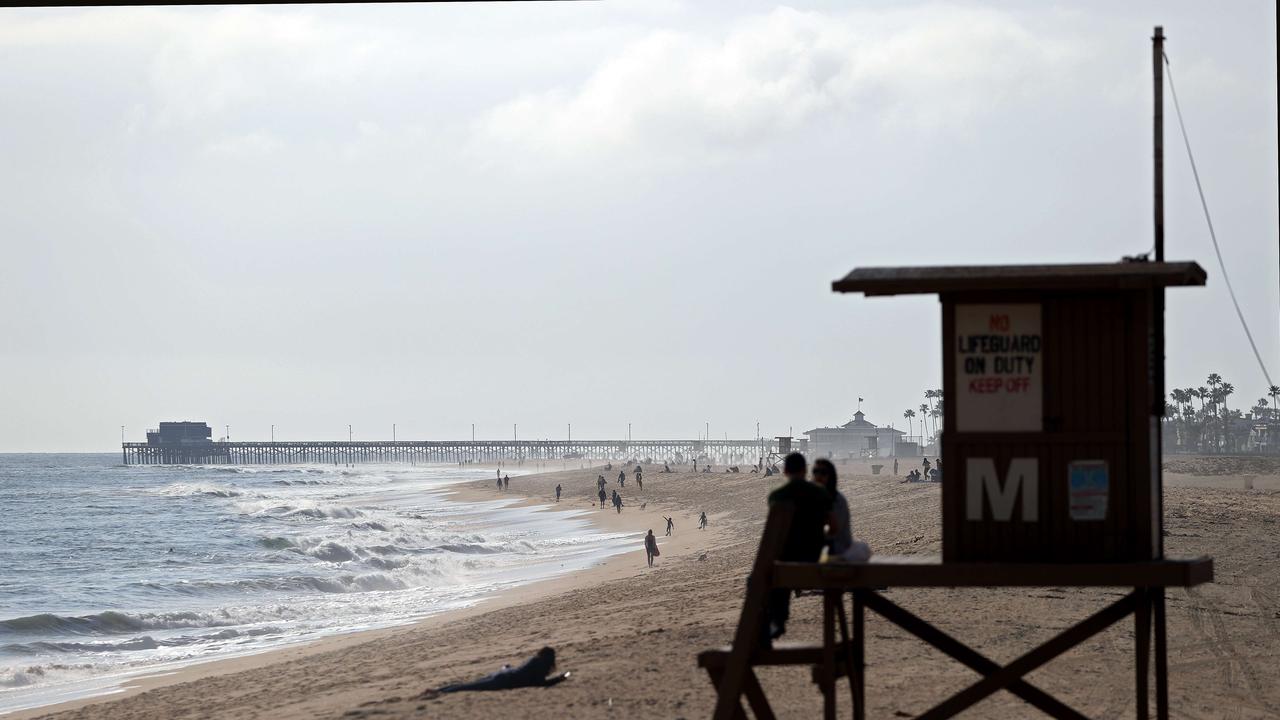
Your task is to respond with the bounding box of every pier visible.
[121,438,781,466]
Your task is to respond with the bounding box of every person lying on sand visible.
[426,647,569,695]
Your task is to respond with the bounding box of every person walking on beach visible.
[699,511,708,530]
[636,474,643,491]
[922,457,931,478]
[598,487,607,509]
[496,476,503,492]
[644,530,660,567]
[618,470,626,487]
[664,516,674,536]
[893,458,899,476]
[634,466,643,485]
[555,483,562,502]
[612,491,623,514]
[503,474,510,491]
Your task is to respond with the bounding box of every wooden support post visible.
[704,667,748,720]
[823,591,836,720]
[711,503,793,720]
[853,590,865,720]
[1154,588,1168,719]
[835,593,860,716]
[1136,588,1151,720]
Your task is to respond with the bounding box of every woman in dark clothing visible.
[644,529,660,567]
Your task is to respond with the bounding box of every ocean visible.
[0,455,632,715]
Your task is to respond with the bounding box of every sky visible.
[0,1,1276,452]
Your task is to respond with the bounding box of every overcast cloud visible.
[0,1,1275,451]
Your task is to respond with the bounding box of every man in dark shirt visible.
[761,452,834,645]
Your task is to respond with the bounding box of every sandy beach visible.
[18,456,1280,720]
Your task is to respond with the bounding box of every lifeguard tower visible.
[835,262,1206,564]
[700,24,1216,717]
[699,261,1214,720]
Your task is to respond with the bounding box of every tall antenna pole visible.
[1152,25,1166,559]
[1153,26,1165,263]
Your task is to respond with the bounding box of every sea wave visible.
[0,663,99,689]
[436,543,506,555]
[133,572,412,596]
[236,501,367,520]
[157,483,244,498]
[0,610,218,638]
[2,625,288,656]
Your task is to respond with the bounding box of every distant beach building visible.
[804,411,905,459]
[146,421,213,445]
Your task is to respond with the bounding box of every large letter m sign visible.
[965,458,1038,521]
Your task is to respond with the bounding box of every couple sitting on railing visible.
[760,453,871,647]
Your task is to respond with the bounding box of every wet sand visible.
[22,457,1280,719]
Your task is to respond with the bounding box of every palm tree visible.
[1270,385,1280,421]
[1219,382,1234,451]
[1253,399,1270,421]
[903,409,916,439]
[1170,389,1189,449]
[919,404,931,440]
[924,390,937,426]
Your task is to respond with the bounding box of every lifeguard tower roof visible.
[832,261,1206,296]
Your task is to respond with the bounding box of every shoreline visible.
[10,464,728,720]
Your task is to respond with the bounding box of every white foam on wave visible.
[1,463,634,715]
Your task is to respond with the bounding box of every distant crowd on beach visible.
[491,455,907,580]
[893,456,942,483]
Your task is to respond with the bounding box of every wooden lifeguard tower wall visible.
[834,262,1207,563]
